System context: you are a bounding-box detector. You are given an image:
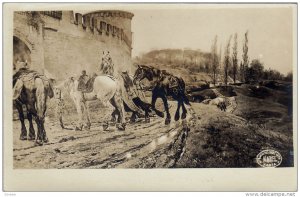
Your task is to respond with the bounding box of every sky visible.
[125,4,295,75]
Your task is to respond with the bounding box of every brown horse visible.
[13,62,54,145]
[133,65,190,125]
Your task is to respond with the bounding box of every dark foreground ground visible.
[13,84,294,168]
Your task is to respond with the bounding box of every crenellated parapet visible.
[84,10,134,19]
[73,11,132,49]
[15,10,133,49]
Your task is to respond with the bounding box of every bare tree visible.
[241,31,249,82]
[232,33,238,83]
[218,44,222,84]
[224,35,232,85]
[210,35,219,85]
[239,61,243,81]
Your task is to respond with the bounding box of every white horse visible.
[56,76,126,131]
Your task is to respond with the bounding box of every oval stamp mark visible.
[256,149,282,167]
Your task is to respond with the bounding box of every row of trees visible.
[209,31,292,85]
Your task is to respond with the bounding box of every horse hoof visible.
[117,126,125,131]
[181,113,187,120]
[75,126,82,131]
[35,140,43,146]
[117,123,126,131]
[145,118,150,123]
[110,117,116,123]
[84,124,91,130]
[103,124,109,131]
[165,119,171,125]
[43,137,49,143]
[129,118,136,123]
[174,114,180,121]
[60,125,65,129]
[20,136,27,140]
[28,135,36,141]
[156,111,164,118]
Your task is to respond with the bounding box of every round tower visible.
[83,10,134,50]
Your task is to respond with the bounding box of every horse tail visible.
[13,79,24,100]
[48,82,54,98]
[45,80,54,99]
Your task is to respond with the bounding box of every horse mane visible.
[138,65,161,81]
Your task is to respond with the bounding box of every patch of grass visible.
[176,84,293,168]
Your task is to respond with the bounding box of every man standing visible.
[78,70,89,91]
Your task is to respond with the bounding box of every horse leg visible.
[151,92,158,111]
[40,119,48,143]
[27,111,36,140]
[109,98,121,123]
[26,103,43,145]
[130,112,138,123]
[174,98,182,121]
[152,108,164,118]
[145,109,150,123]
[82,102,91,130]
[113,92,126,131]
[34,79,49,144]
[59,114,64,129]
[138,99,150,123]
[75,100,84,131]
[150,92,164,118]
[161,95,171,125]
[33,116,47,145]
[110,109,118,123]
[15,102,27,140]
[57,99,64,129]
[181,99,187,120]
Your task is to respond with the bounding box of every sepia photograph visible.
[3,2,297,191]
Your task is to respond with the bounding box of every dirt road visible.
[13,86,294,168]
[13,101,196,169]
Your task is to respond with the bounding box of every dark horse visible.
[133,65,190,125]
[13,64,54,145]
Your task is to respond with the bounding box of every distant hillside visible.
[133,49,212,82]
[133,49,234,85]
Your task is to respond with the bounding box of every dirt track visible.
[13,101,196,169]
[13,85,294,168]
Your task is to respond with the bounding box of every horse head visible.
[133,65,154,85]
[55,77,75,95]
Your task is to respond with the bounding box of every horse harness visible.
[13,68,51,90]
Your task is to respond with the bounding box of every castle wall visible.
[13,10,134,80]
[43,28,132,80]
[13,12,45,73]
